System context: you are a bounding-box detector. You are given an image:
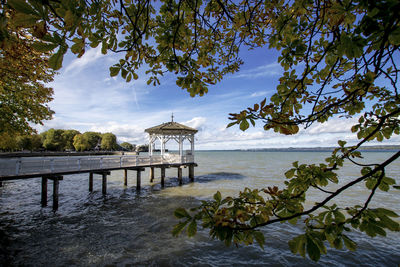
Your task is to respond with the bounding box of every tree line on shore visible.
[0,128,138,152]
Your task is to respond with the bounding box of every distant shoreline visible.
[1,145,398,158]
[198,145,400,152]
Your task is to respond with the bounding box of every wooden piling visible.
[161,167,165,187]
[41,177,48,207]
[136,169,141,190]
[149,167,154,182]
[189,165,194,182]
[124,169,128,186]
[52,177,59,210]
[178,167,182,185]
[89,172,93,192]
[47,175,63,211]
[102,173,107,195]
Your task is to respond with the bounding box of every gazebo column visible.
[161,135,165,155]
[149,134,154,156]
[179,135,183,162]
[190,134,194,155]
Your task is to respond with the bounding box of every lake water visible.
[1,151,399,266]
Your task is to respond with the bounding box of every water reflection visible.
[195,172,246,183]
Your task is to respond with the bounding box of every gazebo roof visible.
[145,121,198,135]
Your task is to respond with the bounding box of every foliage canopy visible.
[3,0,400,262]
[1,5,55,136]
[100,132,118,150]
[120,141,135,151]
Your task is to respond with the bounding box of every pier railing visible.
[0,153,195,179]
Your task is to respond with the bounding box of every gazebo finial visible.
[171,112,174,122]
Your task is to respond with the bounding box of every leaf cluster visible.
[3,0,272,97]
[1,3,55,135]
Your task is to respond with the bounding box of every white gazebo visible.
[144,117,198,163]
[144,117,198,184]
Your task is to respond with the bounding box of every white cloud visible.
[64,47,104,74]
[183,117,207,130]
[234,63,281,79]
[306,117,358,135]
[89,122,147,144]
[250,91,268,98]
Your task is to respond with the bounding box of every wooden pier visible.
[0,118,199,210]
[0,154,197,210]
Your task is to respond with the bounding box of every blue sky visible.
[36,46,399,150]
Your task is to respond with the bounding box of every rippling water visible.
[1,151,399,266]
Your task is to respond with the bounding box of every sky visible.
[36,45,400,150]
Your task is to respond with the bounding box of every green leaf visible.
[285,169,295,179]
[364,222,386,237]
[289,234,306,257]
[239,119,249,131]
[121,68,128,79]
[101,41,108,54]
[338,140,346,147]
[70,41,84,55]
[52,32,63,44]
[333,236,343,249]
[253,231,265,249]
[388,27,400,45]
[12,13,39,27]
[174,207,190,219]
[378,182,390,192]
[333,210,346,223]
[383,177,396,186]
[64,9,75,28]
[187,220,197,237]
[376,132,383,142]
[226,122,237,128]
[324,232,336,247]
[306,235,321,261]
[288,216,299,225]
[48,47,65,70]
[325,211,333,224]
[351,125,359,133]
[109,66,120,77]
[31,42,58,52]
[309,233,327,254]
[365,178,376,189]
[376,208,399,218]
[379,215,400,231]
[213,191,222,203]
[361,167,372,176]
[342,235,357,251]
[8,0,38,15]
[172,221,189,237]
